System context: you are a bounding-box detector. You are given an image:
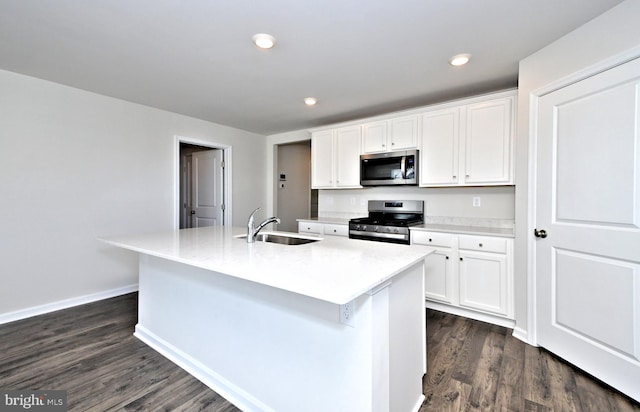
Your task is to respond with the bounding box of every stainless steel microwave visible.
[360,149,418,186]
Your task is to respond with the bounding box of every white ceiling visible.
[0,0,622,135]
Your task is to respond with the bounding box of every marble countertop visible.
[100,226,431,305]
[411,224,514,238]
[296,217,352,225]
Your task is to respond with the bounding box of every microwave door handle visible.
[400,156,406,179]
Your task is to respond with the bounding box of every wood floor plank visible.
[450,319,490,385]
[466,325,506,410]
[494,327,526,412]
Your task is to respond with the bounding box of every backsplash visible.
[317,186,515,226]
[423,216,514,229]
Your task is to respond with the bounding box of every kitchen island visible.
[101,226,431,412]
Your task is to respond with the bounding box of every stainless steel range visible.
[349,200,424,245]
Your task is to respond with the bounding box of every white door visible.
[535,57,640,401]
[192,149,224,227]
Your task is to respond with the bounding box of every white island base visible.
[135,254,426,412]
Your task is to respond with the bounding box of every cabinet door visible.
[362,121,388,153]
[311,130,334,188]
[424,248,455,304]
[390,115,418,150]
[464,97,513,184]
[335,126,362,187]
[458,250,508,316]
[420,108,460,186]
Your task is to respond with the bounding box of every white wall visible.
[0,69,266,319]
[514,0,640,339]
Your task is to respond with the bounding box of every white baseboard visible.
[0,284,138,325]
[134,324,274,412]
[512,326,536,346]
[425,300,516,329]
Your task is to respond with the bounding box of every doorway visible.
[176,137,231,229]
[275,141,317,232]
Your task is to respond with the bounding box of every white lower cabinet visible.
[424,248,455,304]
[298,221,348,237]
[412,230,513,322]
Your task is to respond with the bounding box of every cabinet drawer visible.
[324,224,348,237]
[298,222,323,234]
[411,231,454,248]
[458,235,506,253]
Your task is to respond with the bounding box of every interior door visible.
[192,149,224,227]
[535,57,640,401]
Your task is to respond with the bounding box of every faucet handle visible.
[248,207,261,222]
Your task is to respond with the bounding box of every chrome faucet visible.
[247,207,281,243]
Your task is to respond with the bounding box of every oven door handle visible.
[349,230,407,240]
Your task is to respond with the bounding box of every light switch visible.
[473,197,481,207]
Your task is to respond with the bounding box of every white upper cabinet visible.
[420,91,515,187]
[335,126,362,187]
[362,121,388,153]
[311,90,514,189]
[362,115,418,153]
[311,126,362,189]
[464,97,513,185]
[420,108,460,186]
[311,130,334,188]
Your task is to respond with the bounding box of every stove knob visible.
[374,226,379,232]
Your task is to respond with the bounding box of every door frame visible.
[527,46,640,346]
[174,135,232,230]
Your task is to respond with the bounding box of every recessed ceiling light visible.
[252,33,276,49]
[304,97,317,106]
[449,53,472,66]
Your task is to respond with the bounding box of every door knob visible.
[191,210,196,215]
[534,228,547,238]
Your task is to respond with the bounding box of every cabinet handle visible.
[453,175,457,179]
[445,256,449,260]
[391,142,395,146]
[479,243,483,247]
[466,174,470,178]
[459,257,463,261]
[428,238,432,242]
[333,229,337,233]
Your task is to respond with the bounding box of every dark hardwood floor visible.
[0,293,637,411]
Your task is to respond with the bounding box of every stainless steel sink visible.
[236,233,321,245]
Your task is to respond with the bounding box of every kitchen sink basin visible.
[236,233,321,245]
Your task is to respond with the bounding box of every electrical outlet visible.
[339,300,355,327]
[473,197,481,207]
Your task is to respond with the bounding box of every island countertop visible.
[101,226,431,305]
